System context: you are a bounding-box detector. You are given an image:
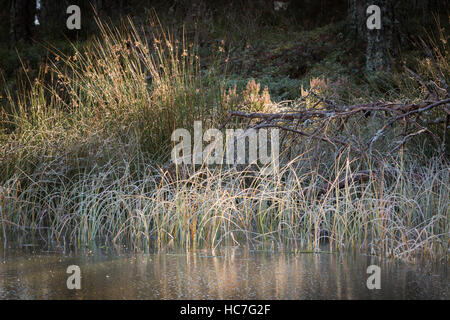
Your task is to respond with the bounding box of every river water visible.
[0,245,448,299]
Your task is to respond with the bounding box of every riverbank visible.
[0,12,448,263]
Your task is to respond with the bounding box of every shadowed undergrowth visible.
[0,15,448,263]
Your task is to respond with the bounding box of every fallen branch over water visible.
[221,96,450,162]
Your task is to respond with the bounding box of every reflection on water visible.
[0,245,448,299]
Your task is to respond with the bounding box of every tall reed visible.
[0,16,448,263]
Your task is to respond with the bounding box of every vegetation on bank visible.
[0,7,448,262]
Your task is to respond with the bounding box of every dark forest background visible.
[2,1,448,83]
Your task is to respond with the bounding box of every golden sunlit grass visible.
[0,153,447,262]
[0,16,448,263]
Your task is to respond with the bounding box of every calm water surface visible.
[0,245,447,299]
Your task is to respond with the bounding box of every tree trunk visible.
[348,0,366,41]
[365,0,393,72]
[10,0,35,43]
[348,0,393,72]
[39,0,70,34]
